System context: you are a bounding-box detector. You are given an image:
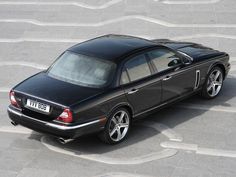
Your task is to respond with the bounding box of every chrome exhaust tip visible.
[11,121,18,126]
[58,137,74,144]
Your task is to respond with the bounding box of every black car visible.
[8,34,230,144]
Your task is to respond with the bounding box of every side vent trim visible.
[194,70,200,89]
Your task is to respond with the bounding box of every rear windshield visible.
[47,51,116,88]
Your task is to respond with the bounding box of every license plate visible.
[26,99,50,113]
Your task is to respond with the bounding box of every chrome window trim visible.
[177,50,194,64]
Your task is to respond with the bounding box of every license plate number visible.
[26,99,50,113]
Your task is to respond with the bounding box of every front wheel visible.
[201,66,224,99]
[99,108,131,144]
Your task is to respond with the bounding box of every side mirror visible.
[168,58,182,67]
[177,51,193,66]
[183,58,193,66]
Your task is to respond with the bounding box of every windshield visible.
[47,51,116,88]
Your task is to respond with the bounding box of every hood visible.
[152,39,226,62]
[13,72,104,106]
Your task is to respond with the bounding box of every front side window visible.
[123,54,151,83]
[148,49,182,72]
[47,51,116,88]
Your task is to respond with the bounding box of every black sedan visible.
[8,34,231,144]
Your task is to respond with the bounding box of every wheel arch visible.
[108,102,134,119]
[207,62,226,79]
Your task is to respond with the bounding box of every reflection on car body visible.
[7,35,230,144]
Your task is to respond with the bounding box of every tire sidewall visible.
[104,108,131,144]
[202,66,224,99]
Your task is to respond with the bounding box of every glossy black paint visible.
[69,34,156,62]
[153,39,226,62]
[8,34,230,139]
[15,72,104,106]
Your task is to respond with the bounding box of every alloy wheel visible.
[108,110,130,142]
[207,69,223,97]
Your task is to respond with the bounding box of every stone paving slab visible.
[0,0,236,176]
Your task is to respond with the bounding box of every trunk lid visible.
[13,72,104,121]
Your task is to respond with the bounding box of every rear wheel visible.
[201,66,224,99]
[99,108,131,144]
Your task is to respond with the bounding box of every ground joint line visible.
[1,33,236,44]
[0,0,220,7]
[172,34,236,40]
[0,0,124,9]
[159,0,221,4]
[0,126,33,134]
[142,121,183,142]
[40,121,181,165]
[161,141,236,158]
[177,103,236,113]
[0,38,84,43]
[0,61,47,70]
[0,16,236,28]
[92,172,152,177]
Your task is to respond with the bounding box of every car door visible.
[147,48,196,103]
[120,53,162,115]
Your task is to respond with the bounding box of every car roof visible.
[68,34,157,62]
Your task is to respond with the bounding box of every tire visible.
[99,108,131,145]
[201,66,224,99]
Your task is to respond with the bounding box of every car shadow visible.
[28,76,236,155]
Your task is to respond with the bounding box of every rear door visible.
[120,53,162,115]
[147,48,196,102]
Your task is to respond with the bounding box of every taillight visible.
[56,108,73,123]
[9,90,19,108]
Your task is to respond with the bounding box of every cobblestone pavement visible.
[0,0,236,176]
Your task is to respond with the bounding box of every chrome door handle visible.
[163,75,172,81]
[128,89,139,95]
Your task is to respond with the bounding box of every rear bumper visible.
[7,106,105,139]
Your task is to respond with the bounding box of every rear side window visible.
[121,54,151,84]
[148,49,182,72]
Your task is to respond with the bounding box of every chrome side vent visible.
[194,70,200,89]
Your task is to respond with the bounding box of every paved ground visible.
[0,0,236,176]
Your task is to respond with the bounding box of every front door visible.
[147,48,196,102]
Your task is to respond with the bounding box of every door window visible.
[121,54,151,84]
[148,49,182,72]
[120,70,129,85]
